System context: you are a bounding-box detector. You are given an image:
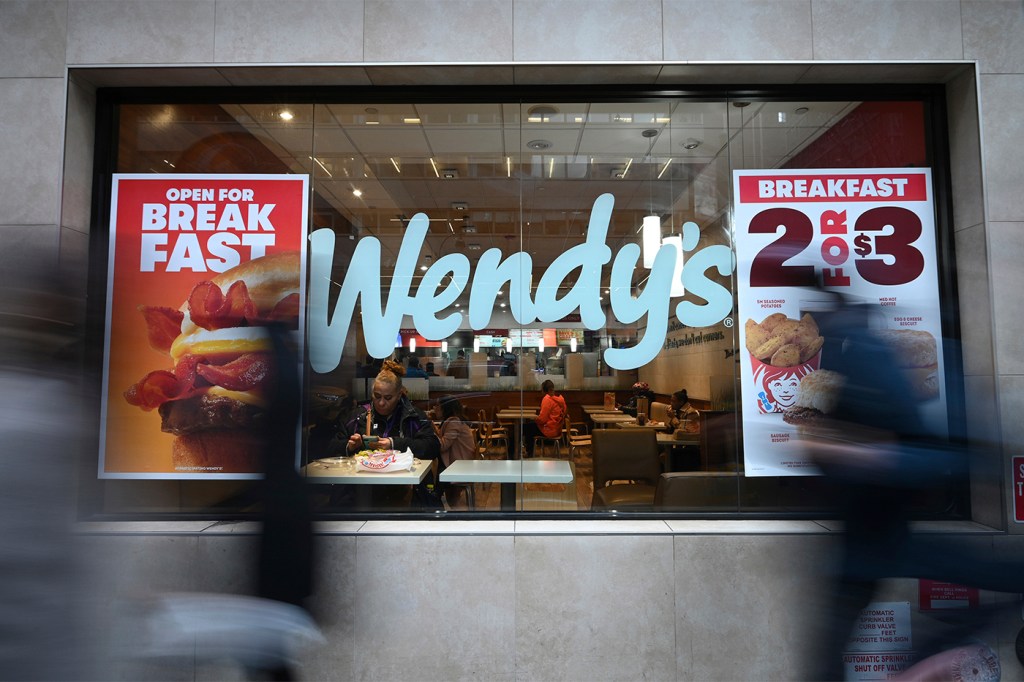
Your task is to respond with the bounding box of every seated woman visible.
[520,379,566,458]
[330,359,441,506]
[668,389,700,433]
[432,398,477,507]
[619,381,655,417]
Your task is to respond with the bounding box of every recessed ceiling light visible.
[403,117,421,124]
[527,139,552,150]
[467,244,482,250]
[279,110,294,121]
[352,188,362,197]
[795,106,810,115]
[642,129,659,138]
[732,101,751,108]
[682,138,702,150]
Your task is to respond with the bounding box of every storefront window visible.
[90,89,962,519]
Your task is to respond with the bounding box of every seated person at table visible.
[405,355,429,378]
[334,359,440,459]
[432,398,477,507]
[332,359,441,506]
[424,362,438,377]
[619,381,655,417]
[668,389,700,433]
[447,350,468,379]
[520,379,566,457]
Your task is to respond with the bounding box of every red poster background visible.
[100,174,308,477]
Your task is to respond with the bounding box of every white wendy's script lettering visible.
[308,193,733,372]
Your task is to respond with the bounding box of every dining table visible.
[655,431,703,471]
[581,405,622,415]
[439,459,574,510]
[590,413,636,429]
[494,408,540,458]
[301,456,434,507]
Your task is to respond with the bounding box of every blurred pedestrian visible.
[804,294,1018,680]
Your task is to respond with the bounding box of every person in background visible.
[405,355,429,378]
[424,362,438,377]
[447,349,468,379]
[431,398,478,507]
[668,389,700,433]
[520,379,566,458]
[619,381,654,417]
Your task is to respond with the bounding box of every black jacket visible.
[330,395,440,461]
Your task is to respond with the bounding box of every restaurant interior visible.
[92,88,963,517]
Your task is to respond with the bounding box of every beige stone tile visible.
[299,537,358,680]
[989,221,1024,375]
[512,0,662,62]
[67,0,215,64]
[954,223,994,377]
[352,535,515,680]
[658,63,811,85]
[214,0,364,63]
[515,519,673,533]
[219,65,373,86]
[810,0,962,60]
[0,79,64,226]
[999,374,1024,453]
[58,226,89,293]
[71,67,231,88]
[365,0,512,62]
[946,68,984,232]
[0,1,67,77]
[191,535,258,594]
[979,75,1024,223]
[664,0,812,61]
[677,534,832,680]
[514,63,662,84]
[516,535,675,680]
[963,0,1024,75]
[61,80,96,234]
[366,64,514,86]
[799,62,970,84]
[964,374,999,448]
[0,225,59,286]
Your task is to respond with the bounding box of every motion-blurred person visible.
[432,398,477,508]
[803,294,1017,680]
[0,274,92,679]
[447,350,468,379]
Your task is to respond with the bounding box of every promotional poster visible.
[99,174,309,478]
[733,168,946,476]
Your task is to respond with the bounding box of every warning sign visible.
[843,602,914,680]
[1013,456,1024,523]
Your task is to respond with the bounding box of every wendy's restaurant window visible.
[87,87,966,519]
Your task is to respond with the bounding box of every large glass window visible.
[89,88,963,519]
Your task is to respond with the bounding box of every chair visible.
[650,401,673,425]
[590,429,662,510]
[653,472,738,510]
[532,409,565,458]
[564,413,591,461]
[477,417,508,459]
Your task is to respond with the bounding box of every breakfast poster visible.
[99,174,309,479]
[733,168,947,476]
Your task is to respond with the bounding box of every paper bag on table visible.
[603,392,616,410]
[356,448,414,472]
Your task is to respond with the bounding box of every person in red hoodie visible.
[521,379,566,458]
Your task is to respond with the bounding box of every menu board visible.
[99,174,308,479]
[733,168,946,476]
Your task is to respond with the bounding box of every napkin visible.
[356,448,414,473]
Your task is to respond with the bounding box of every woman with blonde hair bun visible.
[334,359,439,460]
